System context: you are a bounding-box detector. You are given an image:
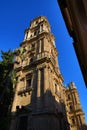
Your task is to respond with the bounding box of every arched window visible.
[72,118,75,125]
[41,24,43,32]
[68,95,71,100]
[34,31,36,36]
[70,105,73,111]
[30,34,32,37]
[36,21,38,24]
[55,83,57,93]
[30,58,33,63]
[26,78,31,88]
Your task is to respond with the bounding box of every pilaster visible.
[37,69,41,97]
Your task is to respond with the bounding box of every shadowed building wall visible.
[58,0,87,87]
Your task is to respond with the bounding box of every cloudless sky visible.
[0,0,87,122]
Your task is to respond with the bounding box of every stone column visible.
[44,66,52,111]
[75,92,80,104]
[39,40,41,53]
[11,92,18,113]
[48,67,51,91]
[44,66,49,93]
[37,69,41,97]
[36,69,41,111]
[41,38,44,52]
[72,93,76,104]
[31,73,34,87]
[31,70,37,112]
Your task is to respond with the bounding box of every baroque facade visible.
[10,16,86,130]
[65,82,87,130]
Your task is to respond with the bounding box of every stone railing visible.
[14,52,57,69]
[37,52,56,65]
[37,51,50,60]
[18,86,32,95]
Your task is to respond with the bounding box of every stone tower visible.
[10,16,86,130]
[10,16,69,130]
[65,82,87,130]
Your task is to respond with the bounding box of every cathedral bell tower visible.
[10,16,69,130]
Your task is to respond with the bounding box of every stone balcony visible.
[68,104,82,113]
[37,51,50,60]
[37,52,57,66]
[18,86,33,95]
[14,51,57,70]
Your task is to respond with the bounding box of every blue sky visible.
[0,0,87,122]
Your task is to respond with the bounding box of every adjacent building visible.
[58,0,87,87]
[10,16,86,130]
[65,82,86,130]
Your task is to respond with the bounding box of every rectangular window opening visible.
[26,78,32,88]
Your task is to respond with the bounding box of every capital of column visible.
[37,64,47,70]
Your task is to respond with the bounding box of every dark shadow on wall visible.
[80,124,87,130]
[9,89,70,130]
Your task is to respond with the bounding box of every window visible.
[70,105,73,111]
[34,31,37,36]
[55,84,57,93]
[16,106,19,110]
[26,78,31,88]
[36,21,38,24]
[41,24,43,32]
[30,57,33,63]
[55,83,61,97]
[68,95,71,100]
[72,118,75,125]
[25,32,28,39]
[32,43,35,48]
[30,34,32,37]
[22,47,26,54]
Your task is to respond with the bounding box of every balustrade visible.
[18,86,32,95]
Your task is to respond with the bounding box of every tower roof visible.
[30,16,50,26]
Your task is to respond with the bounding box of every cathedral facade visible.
[10,16,86,130]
